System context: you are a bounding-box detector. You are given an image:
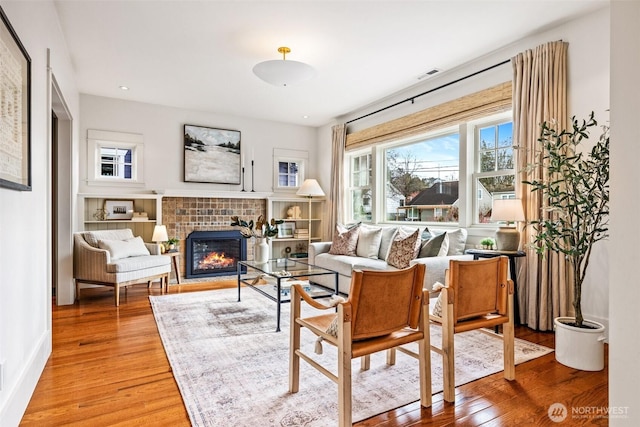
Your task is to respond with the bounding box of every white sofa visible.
[73,229,172,306]
[308,225,473,295]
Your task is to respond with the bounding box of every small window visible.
[273,148,307,192]
[87,130,144,186]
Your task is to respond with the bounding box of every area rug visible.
[150,288,552,427]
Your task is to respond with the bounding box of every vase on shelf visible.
[254,237,269,264]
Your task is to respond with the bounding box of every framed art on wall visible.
[0,6,31,191]
[104,200,134,220]
[184,124,241,184]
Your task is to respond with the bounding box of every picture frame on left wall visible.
[0,6,31,191]
[184,124,241,184]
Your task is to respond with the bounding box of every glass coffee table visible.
[237,258,339,332]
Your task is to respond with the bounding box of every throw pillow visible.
[378,227,398,260]
[445,228,468,255]
[418,232,446,258]
[386,228,420,269]
[328,224,360,256]
[98,236,150,260]
[356,225,383,259]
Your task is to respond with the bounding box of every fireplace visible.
[186,230,247,278]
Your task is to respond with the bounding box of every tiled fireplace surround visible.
[162,197,266,281]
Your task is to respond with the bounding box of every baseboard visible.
[0,330,51,426]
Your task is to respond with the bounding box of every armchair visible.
[430,256,515,402]
[289,263,431,427]
[73,229,171,306]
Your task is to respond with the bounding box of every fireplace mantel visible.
[159,190,273,199]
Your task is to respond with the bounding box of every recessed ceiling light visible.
[119,85,129,91]
[302,115,309,119]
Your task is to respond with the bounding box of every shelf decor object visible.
[104,200,134,220]
[0,6,31,191]
[252,46,316,87]
[296,179,325,251]
[183,124,241,184]
[490,199,525,251]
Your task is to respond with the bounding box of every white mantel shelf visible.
[160,190,273,199]
[79,190,274,200]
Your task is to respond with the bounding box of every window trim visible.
[87,129,144,187]
[272,148,307,193]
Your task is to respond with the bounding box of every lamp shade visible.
[491,199,525,223]
[253,46,316,87]
[296,179,325,197]
[152,225,169,243]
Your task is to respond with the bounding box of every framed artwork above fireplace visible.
[184,124,241,184]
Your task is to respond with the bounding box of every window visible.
[87,129,144,186]
[344,112,514,227]
[473,120,515,224]
[272,148,307,192]
[384,131,460,223]
[348,152,372,221]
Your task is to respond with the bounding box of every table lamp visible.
[491,199,525,251]
[296,179,325,254]
[152,225,169,253]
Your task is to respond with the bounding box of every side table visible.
[163,251,182,292]
[464,249,525,323]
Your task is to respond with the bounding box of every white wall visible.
[321,7,611,329]
[78,95,318,197]
[0,1,79,425]
[609,1,640,423]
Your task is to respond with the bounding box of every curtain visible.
[512,40,570,330]
[327,123,346,240]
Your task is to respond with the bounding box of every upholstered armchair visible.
[289,263,431,427]
[73,229,171,306]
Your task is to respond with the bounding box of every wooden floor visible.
[21,282,608,426]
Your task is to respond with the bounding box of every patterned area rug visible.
[150,288,552,427]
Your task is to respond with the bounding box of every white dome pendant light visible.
[253,46,316,87]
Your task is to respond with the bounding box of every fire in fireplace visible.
[186,230,247,278]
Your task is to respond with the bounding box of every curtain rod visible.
[346,58,511,125]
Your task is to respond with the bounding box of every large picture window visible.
[384,131,460,223]
[345,112,514,228]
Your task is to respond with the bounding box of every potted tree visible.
[522,112,608,371]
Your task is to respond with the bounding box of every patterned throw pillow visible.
[328,224,360,256]
[386,228,420,269]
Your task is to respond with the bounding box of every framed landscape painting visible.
[184,124,241,184]
[0,6,31,191]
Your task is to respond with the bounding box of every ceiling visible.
[53,0,607,127]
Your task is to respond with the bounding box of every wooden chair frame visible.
[289,264,431,427]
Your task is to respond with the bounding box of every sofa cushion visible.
[315,253,389,278]
[356,225,382,259]
[99,236,151,260]
[378,227,398,260]
[106,253,171,273]
[84,229,135,248]
[386,228,420,269]
[329,224,360,256]
[418,232,447,257]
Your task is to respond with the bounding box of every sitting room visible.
[1,1,636,426]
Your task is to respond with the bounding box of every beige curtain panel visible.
[327,123,346,240]
[512,40,570,331]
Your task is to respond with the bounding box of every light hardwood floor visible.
[21,282,608,426]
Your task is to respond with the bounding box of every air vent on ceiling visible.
[417,68,441,80]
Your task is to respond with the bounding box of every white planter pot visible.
[554,317,606,371]
[254,238,269,264]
